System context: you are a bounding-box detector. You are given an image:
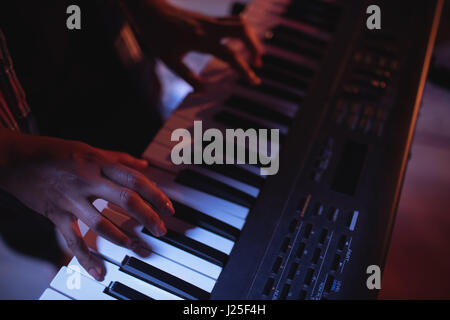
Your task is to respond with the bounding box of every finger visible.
[163,57,204,91]
[93,181,167,237]
[219,18,263,67]
[97,205,153,258]
[101,163,175,216]
[214,45,261,85]
[77,200,135,248]
[239,23,263,67]
[55,213,106,281]
[105,150,148,170]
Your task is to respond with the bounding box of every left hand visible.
[122,0,263,90]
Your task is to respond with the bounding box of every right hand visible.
[0,130,174,281]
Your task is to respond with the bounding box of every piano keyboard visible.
[41,0,443,300]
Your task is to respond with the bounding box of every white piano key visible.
[67,257,182,300]
[144,166,249,221]
[94,203,223,279]
[169,187,246,230]
[50,266,115,300]
[192,166,259,197]
[140,230,223,278]
[39,288,71,300]
[145,142,260,197]
[88,234,216,292]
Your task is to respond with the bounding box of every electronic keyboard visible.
[40,0,443,300]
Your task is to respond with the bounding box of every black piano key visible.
[230,2,246,15]
[270,26,327,48]
[286,12,338,33]
[120,255,210,300]
[257,65,310,91]
[143,228,228,267]
[285,1,341,31]
[288,4,341,22]
[171,201,241,241]
[266,29,324,60]
[267,36,323,61]
[192,147,268,171]
[283,9,334,30]
[104,281,153,300]
[224,95,293,127]
[175,169,256,208]
[279,284,290,299]
[239,80,304,105]
[213,110,286,143]
[202,163,265,189]
[263,54,316,78]
[289,0,342,16]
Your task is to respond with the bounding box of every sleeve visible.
[0,28,31,132]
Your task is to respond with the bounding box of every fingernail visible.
[88,267,102,281]
[251,75,262,85]
[135,246,150,257]
[124,238,133,249]
[165,201,175,215]
[130,238,151,250]
[129,240,140,251]
[159,220,167,236]
[247,70,261,85]
[131,241,151,257]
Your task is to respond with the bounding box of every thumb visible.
[56,214,106,281]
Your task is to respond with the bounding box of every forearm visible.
[0,126,17,169]
[0,127,25,194]
[0,127,49,191]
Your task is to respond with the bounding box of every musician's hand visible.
[0,129,174,281]
[123,0,263,90]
